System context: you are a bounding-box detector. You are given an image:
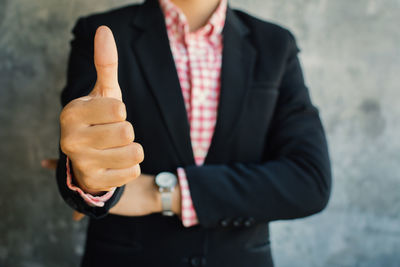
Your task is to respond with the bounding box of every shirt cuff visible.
[177,167,199,227]
[66,157,116,207]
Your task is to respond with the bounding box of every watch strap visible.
[160,190,174,216]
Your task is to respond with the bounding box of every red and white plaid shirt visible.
[161,0,227,227]
[67,0,227,228]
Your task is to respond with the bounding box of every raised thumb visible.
[90,26,122,100]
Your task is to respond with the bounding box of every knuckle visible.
[111,101,126,121]
[133,143,145,163]
[59,138,69,154]
[60,108,74,126]
[131,164,141,179]
[60,99,82,125]
[60,136,77,155]
[120,121,135,143]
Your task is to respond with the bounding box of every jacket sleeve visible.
[184,31,332,228]
[55,17,124,219]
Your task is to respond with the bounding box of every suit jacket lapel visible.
[205,7,257,163]
[130,0,195,165]
[130,1,257,166]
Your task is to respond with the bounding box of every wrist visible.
[171,183,181,216]
[154,172,181,216]
[152,180,163,214]
[153,183,180,215]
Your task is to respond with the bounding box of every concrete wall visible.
[0,0,399,266]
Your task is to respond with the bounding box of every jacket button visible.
[220,218,230,227]
[244,217,255,227]
[190,257,201,266]
[233,218,243,227]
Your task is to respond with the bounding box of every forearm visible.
[185,104,331,228]
[186,154,331,228]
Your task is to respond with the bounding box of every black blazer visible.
[56,0,331,266]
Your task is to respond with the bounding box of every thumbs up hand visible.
[60,26,144,195]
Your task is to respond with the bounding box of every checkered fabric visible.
[160,0,227,227]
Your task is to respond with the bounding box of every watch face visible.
[156,172,177,188]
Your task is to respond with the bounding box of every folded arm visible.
[183,33,331,228]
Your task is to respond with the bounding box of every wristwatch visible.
[155,172,178,216]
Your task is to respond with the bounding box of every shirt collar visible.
[159,0,227,41]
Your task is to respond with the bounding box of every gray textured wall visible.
[0,0,399,266]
